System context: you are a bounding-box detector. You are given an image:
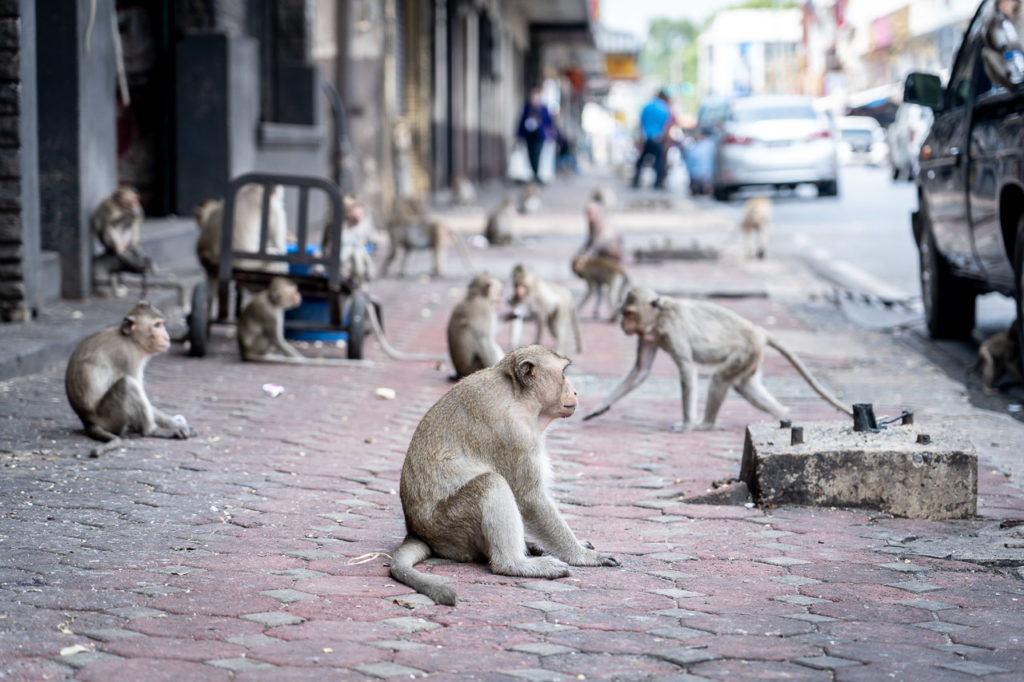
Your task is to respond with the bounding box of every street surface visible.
[2,173,1024,680]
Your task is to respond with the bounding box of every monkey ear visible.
[120,315,136,336]
[517,358,538,383]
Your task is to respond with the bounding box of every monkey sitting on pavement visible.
[518,183,542,214]
[91,185,151,297]
[509,264,583,355]
[578,201,623,263]
[571,254,630,322]
[484,195,517,246]
[65,301,194,457]
[390,345,619,605]
[447,272,506,380]
[237,277,307,362]
[583,286,851,432]
[381,196,473,278]
[967,320,1023,394]
[740,195,771,260]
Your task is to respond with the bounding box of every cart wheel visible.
[187,281,209,357]
[345,291,369,360]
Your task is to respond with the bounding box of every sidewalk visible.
[2,176,1024,681]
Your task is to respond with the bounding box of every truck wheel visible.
[713,185,732,202]
[1014,220,1024,370]
[918,207,975,339]
[817,180,839,197]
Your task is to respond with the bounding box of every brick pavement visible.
[2,192,1024,681]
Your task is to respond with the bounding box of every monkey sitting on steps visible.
[91,186,151,297]
[967,319,1023,394]
[583,286,851,432]
[390,345,619,605]
[65,301,194,457]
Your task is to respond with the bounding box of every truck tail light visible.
[805,129,832,141]
[723,134,754,145]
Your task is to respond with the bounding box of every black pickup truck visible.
[904,0,1024,347]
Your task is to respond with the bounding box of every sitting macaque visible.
[237,276,306,362]
[741,195,771,260]
[321,195,377,283]
[65,301,193,457]
[91,186,151,297]
[390,345,619,605]
[381,196,462,278]
[578,202,623,263]
[484,195,516,246]
[584,286,851,432]
[571,254,630,321]
[967,320,1023,394]
[518,183,542,214]
[592,186,617,210]
[194,183,288,293]
[447,273,505,379]
[452,175,476,206]
[509,264,582,355]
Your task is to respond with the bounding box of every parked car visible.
[887,102,933,181]
[836,115,888,166]
[710,95,839,201]
[904,0,1024,356]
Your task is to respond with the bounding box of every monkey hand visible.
[170,415,194,439]
[566,547,620,567]
[582,405,609,421]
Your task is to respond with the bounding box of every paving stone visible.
[887,580,943,593]
[149,565,199,575]
[648,570,702,581]
[656,647,720,666]
[504,669,569,681]
[750,530,796,539]
[771,575,821,587]
[240,612,305,627]
[781,613,838,624]
[225,634,281,648]
[104,606,168,619]
[388,593,436,608]
[649,588,706,599]
[521,600,571,613]
[759,542,804,552]
[53,651,123,669]
[772,594,828,606]
[900,598,955,611]
[792,633,845,646]
[648,627,713,641]
[132,585,186,597]
[510,642,577,656]
[652,609,701,618]
[647,552,697,562]
[756,556,811,567]
[258,589,316,604]
[647,515,691,523]
[877,561,930,573]
[82,629,146,642]
[793,655,862,670]
[940,661,1008,676]
[520,580,578,593]
[283,549,338,561]
[914,620,968,633]
[205,657,275,672]
[932,643,992,656]
[382,617,441,633]
[270,568,328,580]
[368,639,430,651]
[353,662,425,678]
[513,622,579,634]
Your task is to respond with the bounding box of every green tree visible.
[639,19,700,114]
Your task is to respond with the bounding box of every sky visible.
[600,0,744,40]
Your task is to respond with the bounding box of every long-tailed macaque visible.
[91,186,151,296]
[194,183,288,291]
[65,301,193,457]
[583,286,851,431]
[578,201,623,262]
[237,277,305,362]
[510,264,583,355]
[571,254,630,321]
[518,183,541,214]
[741,195,771,260]
[321,195,376,283]
[447,273,505,379]
[381,196,471,278]
[484,195,516,246]
[390,345,619,605]
[967,319,1023,394]
[452,176,476,206]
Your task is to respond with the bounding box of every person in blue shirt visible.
[517,87,555,183]
[632,90,674,190]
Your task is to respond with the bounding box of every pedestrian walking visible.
[516,87,555,184]
[632,89,674,190]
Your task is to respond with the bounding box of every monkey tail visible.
[389,535,458,606]
[766,336,852,416]
[365,302,449,364]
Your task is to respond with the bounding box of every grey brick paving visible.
[940,661,1008,676]
[354,662,425,678]
[794,656,862,670]
[657,647,720,666]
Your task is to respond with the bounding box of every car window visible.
[730,104,817,123]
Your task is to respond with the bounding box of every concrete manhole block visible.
[740,420,976,520]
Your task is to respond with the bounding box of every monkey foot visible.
[495,555,570,579]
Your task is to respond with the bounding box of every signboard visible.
[605,53,639,80]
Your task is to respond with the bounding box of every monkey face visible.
[558,370,578,419]
[115,187,143,216]
[123,307,170,354]
[268,277,302,310]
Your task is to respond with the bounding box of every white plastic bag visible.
[507,142,533,183]
[538,140,556,183]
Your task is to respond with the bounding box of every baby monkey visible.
[237,276,305,362]
[967,320,1023,394]
[447,272,506,379]
[65,301,193,457]
[584,286,850,431]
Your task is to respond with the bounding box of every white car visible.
[888,102,933,181]
[711,95,839,201]
[836,116,888,166]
